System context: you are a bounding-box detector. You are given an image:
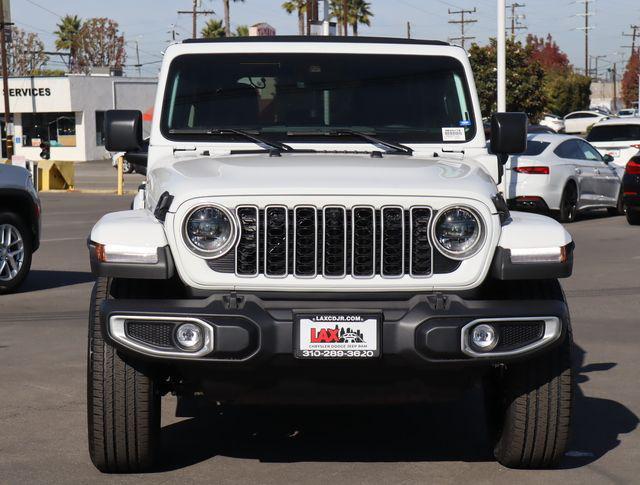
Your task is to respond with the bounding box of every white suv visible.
[86,37,575,472]
[587,117,640,171]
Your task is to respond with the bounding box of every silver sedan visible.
[506,133,622,222]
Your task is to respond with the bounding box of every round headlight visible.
[183,205,237,258]
[433,206,484,259]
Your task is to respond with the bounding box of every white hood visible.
[147,153,498,210]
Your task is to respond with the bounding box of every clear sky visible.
[9,0,640,77]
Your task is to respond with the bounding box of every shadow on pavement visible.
[562,344,639,468]
[17,270,95,292]
[157,344,637,471]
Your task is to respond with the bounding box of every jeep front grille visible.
[231,205,434,279]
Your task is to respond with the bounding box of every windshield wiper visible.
[331,129,413,155]
[169,128,294,153]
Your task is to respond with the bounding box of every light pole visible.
[497,0,506,112]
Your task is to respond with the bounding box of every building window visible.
[96,111,105,146]
[22,112,76,147]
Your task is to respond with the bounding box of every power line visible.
[23,0,62,19]
[507,3,526,39]
[448,7,477,49]
[576,0,594,77]
[177,0,215,39]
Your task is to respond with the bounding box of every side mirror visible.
[490,112,528,183]
[125,138,149,175]
[104,110,143,152]
[603,154,614,164]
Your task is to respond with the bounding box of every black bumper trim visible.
[100,292,570,367]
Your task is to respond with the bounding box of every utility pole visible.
[576,0,593,77]
[609,63,617,112]
[407,21,411,40]
[448,7,477,50]
[167,24,180,43]
[134,41,141,77]
[178,0,215,39]
[622,25,639,55]
[0,0,12,160]
[590,54,605,81]
[507,3,526,40]
[497,0,506,113]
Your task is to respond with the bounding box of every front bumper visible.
[100,291,569,368]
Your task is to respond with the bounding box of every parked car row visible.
[507,116,640,225]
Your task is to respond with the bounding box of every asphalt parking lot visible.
[1,183,639,483]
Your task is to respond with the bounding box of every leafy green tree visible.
[282,0,306,35]
[201,19,226,38]
[54,14,81,71]
[543,71,591,116]
[223,0,245,37]
[622,53,639,109]
[469,38,547,123]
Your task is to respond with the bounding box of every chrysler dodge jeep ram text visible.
[87,37,575,472]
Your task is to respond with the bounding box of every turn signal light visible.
[513,166,549,175]
[626,159,640,175]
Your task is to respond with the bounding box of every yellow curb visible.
[40,189,137,195]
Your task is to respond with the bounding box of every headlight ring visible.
[432,205,485,260]
[182,204,238,259]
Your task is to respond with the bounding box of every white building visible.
[0,75,157,162]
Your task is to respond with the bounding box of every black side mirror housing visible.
[105,110,143,152]
[490,112,528,157]
[125,138,149,175]
[490,112,528,183]
[602,154,614,164]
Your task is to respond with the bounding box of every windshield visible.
[587,124,640,142]
[161,53,476,144]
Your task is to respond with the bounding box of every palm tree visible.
[330,0,373,36]
[223,0,245,37]
[235,25,249,37]
[201,19,226,39]
[348,0,372,36]
[282,0,306,35]
[54,14,82,71]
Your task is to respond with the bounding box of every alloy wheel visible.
[0,224,25,282]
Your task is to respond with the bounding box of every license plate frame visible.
[293,312,381,359]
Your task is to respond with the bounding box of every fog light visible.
[175,323,203,351]
[471,324,498,351]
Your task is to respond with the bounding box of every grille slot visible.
[294,206,318,277]
[352,206,375,277]
[236,206,259,276]
[264,205,288,277]
[126,321,175,349]
[410,207,433,276]
[323,206,347,277]
[381,207,404,277]
[228,205,443,279]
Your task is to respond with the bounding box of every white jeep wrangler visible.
[87,37,574,472]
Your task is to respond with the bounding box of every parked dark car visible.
[623,154,640,225]
[0,164,41,293]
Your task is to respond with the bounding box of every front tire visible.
[87,277,160,473]
[626,207,640,225]
[486,280,573,469]
[0,212,33,294]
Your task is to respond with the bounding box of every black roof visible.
[183,35,449,46]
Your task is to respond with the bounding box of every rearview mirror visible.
[104,110,143,152]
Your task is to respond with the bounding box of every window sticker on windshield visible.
[442,127,466,141]
[459,120,472,127]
